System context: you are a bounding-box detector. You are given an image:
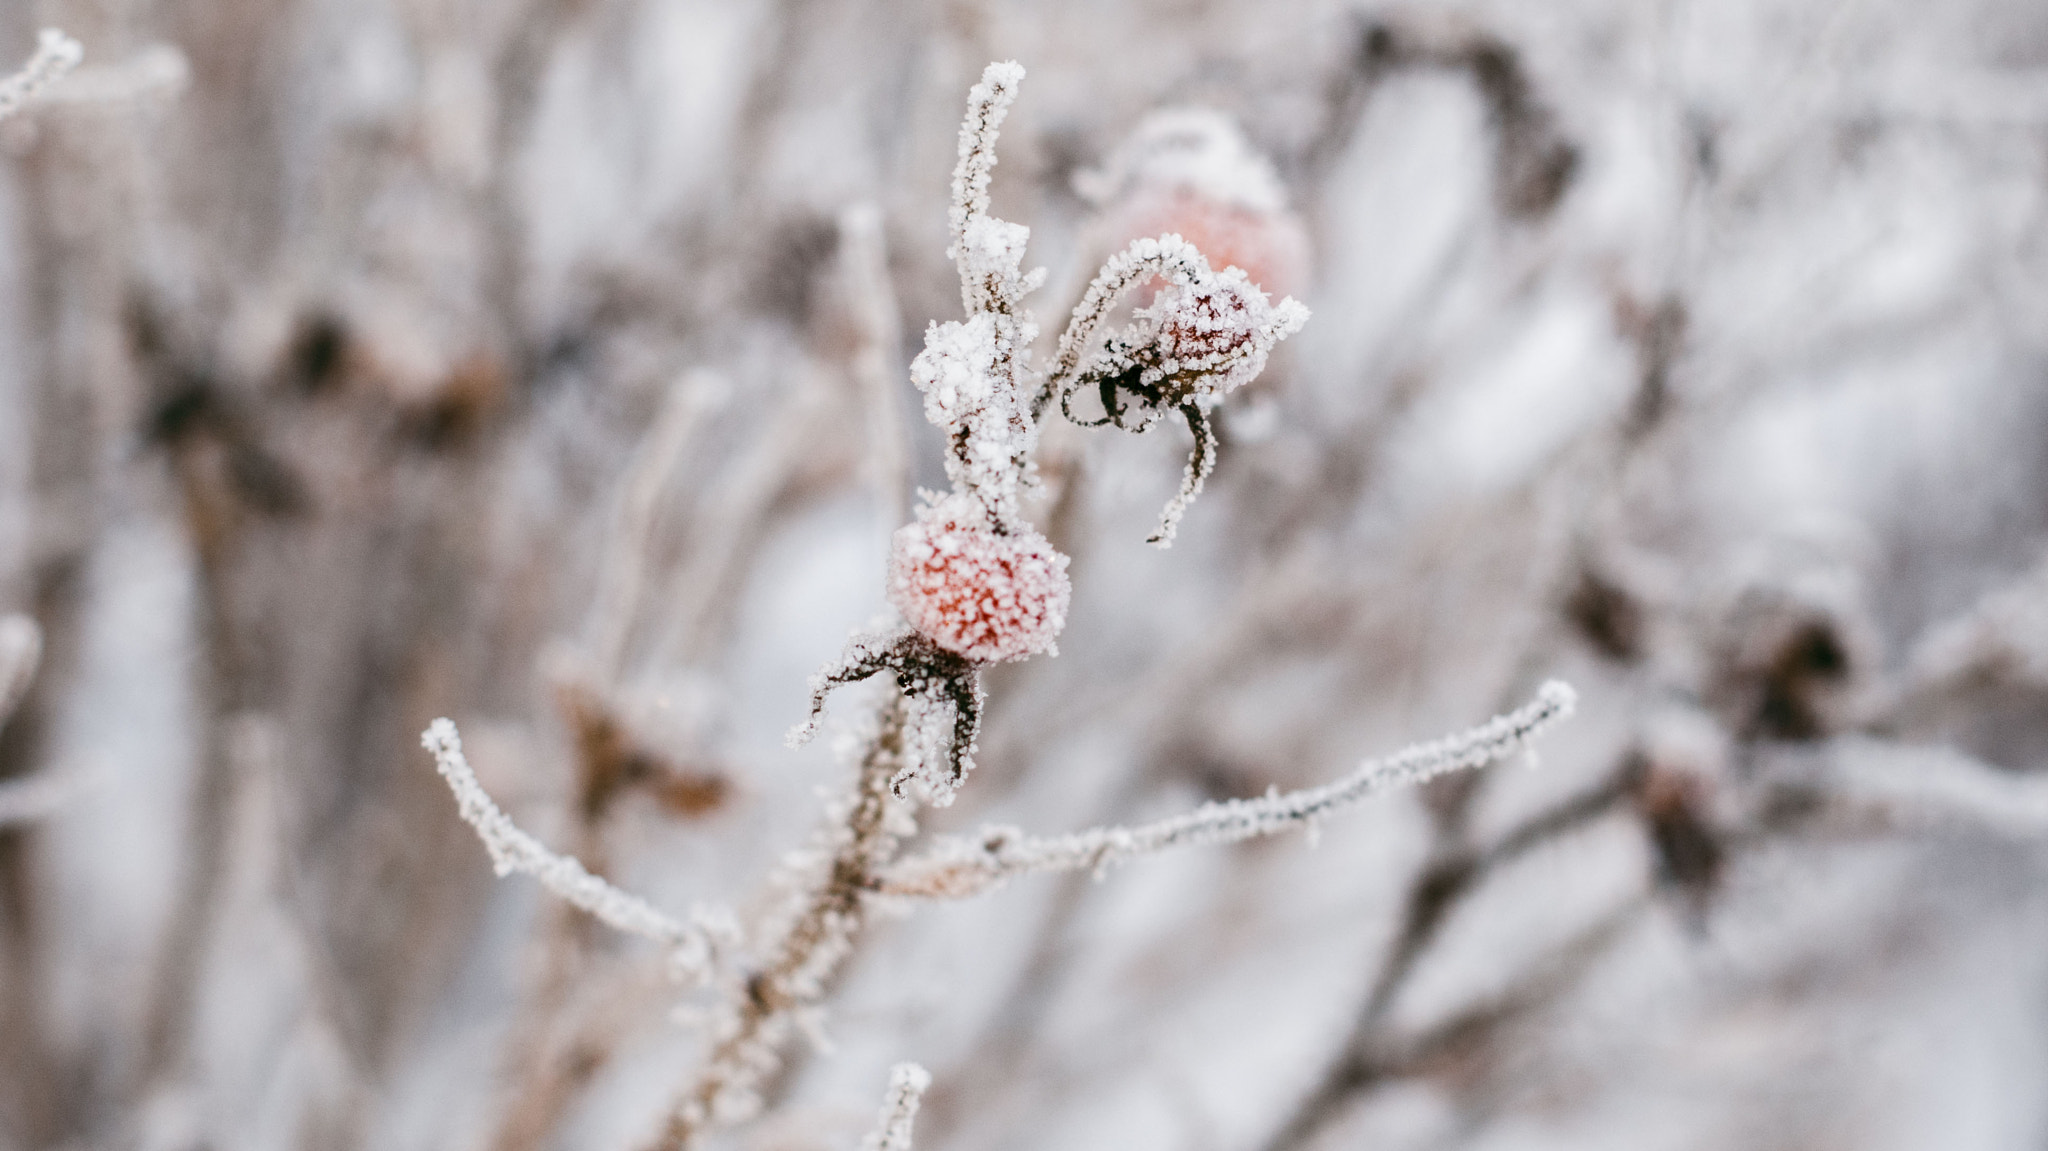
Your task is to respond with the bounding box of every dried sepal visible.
[787,626,986,808]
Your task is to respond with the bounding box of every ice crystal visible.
[859,1064,932,1151]
[909,314,1037,530]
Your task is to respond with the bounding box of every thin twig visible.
[421,719,735,980]
[838,204,910,538]
[0,615,41,730]
[874,681,1577,899]
[649,696,913,1149]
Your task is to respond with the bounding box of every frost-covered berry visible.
[1149,269,1283,400]
[1116,186,1310,300]
[1078,107,1311,300]
[889,499,1071,663]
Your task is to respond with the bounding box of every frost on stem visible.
[859,1063,932,1151]
[948,61,1041,319]
[799,62,1070,802]
[0,29,83,122]
[421,719,736,982]
[919,60,1048,531]
[1047,235,1308,545]
[655,698,916,1149]
[873,681,1578,899]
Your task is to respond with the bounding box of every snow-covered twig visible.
[0,613,41,728]
[589,372,723,680]
[421,719,735,981]
[0,29,82,122]
[874,680,1579,898]
[859,1063,931,1151]
[948,61,1038,318]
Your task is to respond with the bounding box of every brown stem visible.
[649,693,909,1150]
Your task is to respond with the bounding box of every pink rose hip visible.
[889,503,1071,663]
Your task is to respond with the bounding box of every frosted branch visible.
[948,61,1029,315]
[0,29,82,122]
[859,1063,932,1151]
[0,613,41,728]
[421,719,735,982]
[38,43,186,105]
[651,699,915,1149]
[874,681,1579,898]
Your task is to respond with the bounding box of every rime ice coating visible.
[909,313,1037,531]
[889,497,1071,663]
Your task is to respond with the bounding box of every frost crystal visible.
[909,314,1037,529]
[860,1063,933,1151]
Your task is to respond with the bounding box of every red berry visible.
[889,505,1071,663]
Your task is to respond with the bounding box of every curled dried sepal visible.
[1047,235,1308,545]
[786,627,985,807]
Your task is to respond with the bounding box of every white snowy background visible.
[4,1,2048,1150]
